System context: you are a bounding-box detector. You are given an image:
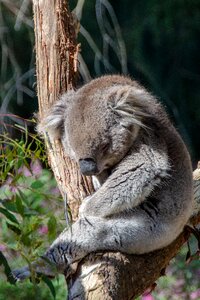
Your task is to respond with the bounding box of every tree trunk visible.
[33,0,94,222]
[32,1,200,299]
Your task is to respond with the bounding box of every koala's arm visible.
[81,139,169,217]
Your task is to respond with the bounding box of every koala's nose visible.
[79,158,98,176]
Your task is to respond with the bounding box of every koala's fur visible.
[13,75,193,280]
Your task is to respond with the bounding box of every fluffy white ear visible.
[108,85,151,129]
[37,91,74,140]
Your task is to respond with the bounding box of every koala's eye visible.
[100,142,110,153]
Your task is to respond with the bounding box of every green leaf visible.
[41,275,56,299]
[48,216,57,239]
[6,222,21,235]
[0,251,16,285]
[17,190,29,206]
[11,173,23,184]
[31,180,44,189]
[20,234,32,246]
[2,199,17,213]
[33,240,43,250]
[15,196,24,216]
[23,209,38,216]
[0,207,19,224]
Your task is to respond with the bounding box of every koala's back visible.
[135,125,193,227]
[80,75,193,228]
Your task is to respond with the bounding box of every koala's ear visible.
[37,100,66,140]
[37,91,74,140]
[108,85,151,128]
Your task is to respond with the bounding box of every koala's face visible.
[40,76,148,177]
[61,87,139,176]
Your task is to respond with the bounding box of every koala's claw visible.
[12,266,31,282]
[12,258,58,282]
[64,262,79,279]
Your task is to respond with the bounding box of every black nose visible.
[79,158,98,176]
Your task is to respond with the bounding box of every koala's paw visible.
[12,258,57,282]
[12,266,31,282]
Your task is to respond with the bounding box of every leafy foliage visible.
[0,124,66,299]
[0,275,66,300]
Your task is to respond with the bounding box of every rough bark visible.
[32,1,200,299]
[33,0,94,221]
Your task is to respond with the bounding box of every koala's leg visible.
[47,206,183,261]
[12,211,179,281]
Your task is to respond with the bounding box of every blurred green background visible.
[1,0,199,163]
[0,1,200,299]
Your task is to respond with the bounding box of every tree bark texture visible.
[33,0,94,221]
[32,1,200,299]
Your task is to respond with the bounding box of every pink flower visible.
[142,294,154,300]
[30,160,42,176]
[190,289,200,299]
[0,244,7,252]
[18,166,32,177]
[142,284,156,300]
[9,185,18,193]
[50,187,60,195]
[38,225,48,235]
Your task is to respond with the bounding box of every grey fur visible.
[13,75,193,281]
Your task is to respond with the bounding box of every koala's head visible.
[38,75,153,176]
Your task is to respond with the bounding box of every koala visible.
[13,75,193,281]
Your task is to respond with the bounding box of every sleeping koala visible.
[13,75,193,281]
